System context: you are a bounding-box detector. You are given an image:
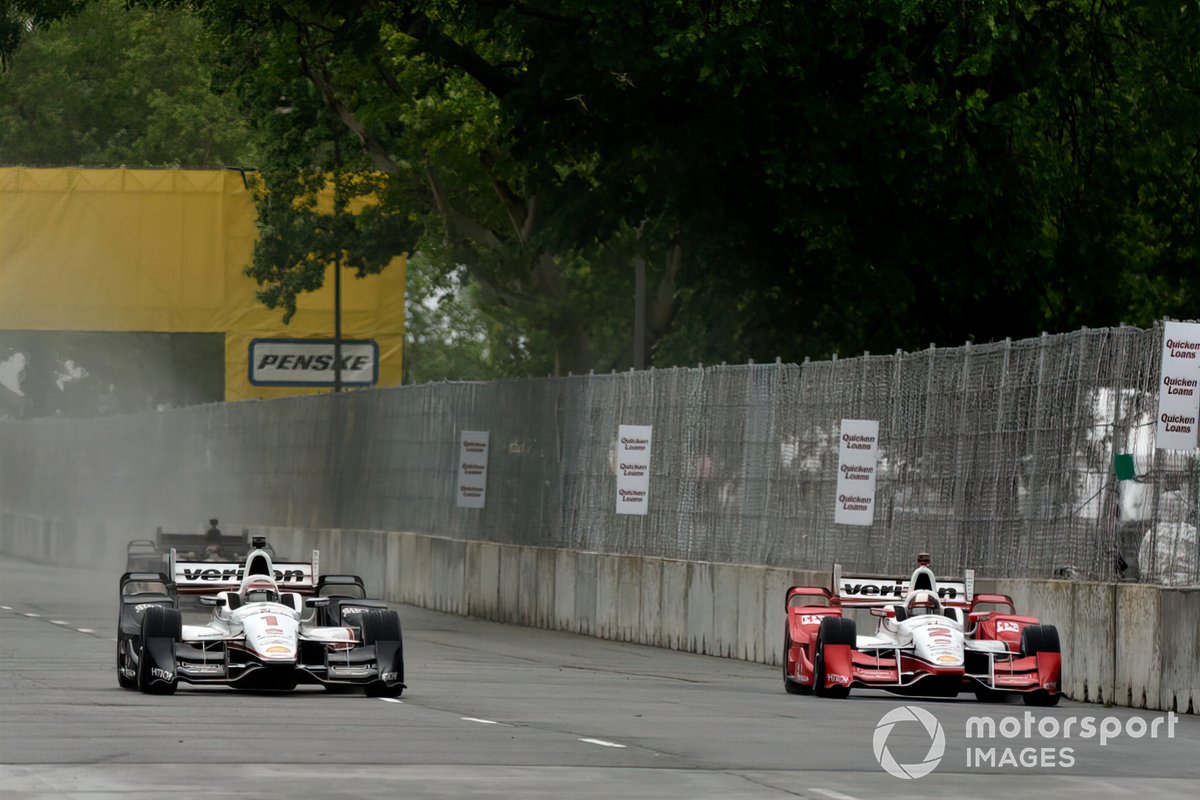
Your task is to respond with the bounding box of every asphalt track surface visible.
[2,554,1199,799]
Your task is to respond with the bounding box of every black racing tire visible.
[813,617,854,699]
[361,610,404,698]
[783,626,811,695]
[359,609,401,645]
[1019,624,1061,706]
[1019,625,1042,657]
[1020,624,1062,657]
[364,682,404,698]
[974,687,1009,703]
[1023,690,1061,707]
[821,616,856,646]
[323,683,359,694]
[142,604,182,638]
[137,606,181,695]
[117,636,137,690]
[1038,624,1060,653]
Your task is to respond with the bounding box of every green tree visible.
[172,1,725,376]
[0,0,81,66]
[404,252,499,383]
[10,0,1200,375]
[0,0,253,166]
[656,0,1200,363]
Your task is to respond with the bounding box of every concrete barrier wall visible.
[0,511,1193,712]
[1159,589,1200,714]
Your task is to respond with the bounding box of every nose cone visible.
[243,609,299,661]
[929,652,965,669]
[911,619,964,667]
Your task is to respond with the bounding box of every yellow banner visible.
[0,167,404,402]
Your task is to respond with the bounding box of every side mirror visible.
[305,597,330,608]
[199,595,226,608]
[869,607,890,618]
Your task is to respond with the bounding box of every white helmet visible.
[907,590,940,616]
[241,576,280,604]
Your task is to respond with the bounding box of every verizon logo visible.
[181,567,307,583]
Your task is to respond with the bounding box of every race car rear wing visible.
[169,549,320,595]
[831,563,975,608]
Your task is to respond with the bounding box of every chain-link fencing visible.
[1,324,1196,581]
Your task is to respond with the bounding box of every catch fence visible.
[0,324,1194,581]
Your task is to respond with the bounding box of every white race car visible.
[117,541,404,696]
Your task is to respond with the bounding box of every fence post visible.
[952,342,972,570]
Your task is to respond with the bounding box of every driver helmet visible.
[242,576,280,604]
[907,590,939,616]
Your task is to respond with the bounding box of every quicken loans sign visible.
[1157,320,1200,450]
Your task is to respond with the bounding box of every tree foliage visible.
[8,0,1200,375]
[0,0,253,166]
[179,0,1200,374]
[0,0,83,67]
[181,0,696,375]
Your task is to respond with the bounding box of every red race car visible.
[783,556,1061,705]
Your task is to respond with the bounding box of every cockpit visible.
[904,589,943,617]
[241,576,281,605]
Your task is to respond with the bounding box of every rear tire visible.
[813,617,854,699]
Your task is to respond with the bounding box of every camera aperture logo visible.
[873,705,945,779]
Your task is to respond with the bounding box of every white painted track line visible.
[578,738,626,748]
[810,789,863,800]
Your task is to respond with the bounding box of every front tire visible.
[137,606,181,695]
[1020,624,1061,657]
[974,687,1009,703]
[323,683,359,694]
[361,610,404,698]
[1023,690,1061,707]
[1020,624,1061,706]
[813,617,854,699]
